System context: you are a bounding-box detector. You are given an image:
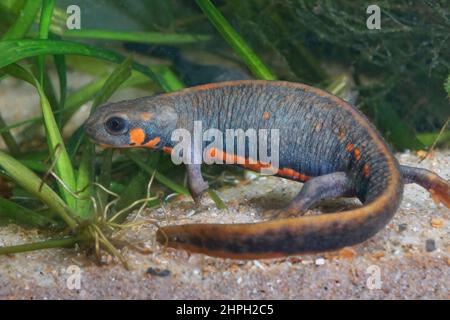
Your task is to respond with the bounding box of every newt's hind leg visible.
[264,172,355,219]
[401,165,450,208]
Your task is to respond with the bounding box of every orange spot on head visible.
[363,164,370,177]
[130,128,145,145]
[163,146,172,154]
[354,148,361,160]
[346,143,354,152]
[143,136,161,148]
[262,111,270,120]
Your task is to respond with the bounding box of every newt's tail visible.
[429,180,450,208]
[401,165,450,209]
[156,164,404,259]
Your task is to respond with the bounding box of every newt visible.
[85,80,450,259]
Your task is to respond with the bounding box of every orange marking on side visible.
[346,143,354,152]
[354,148,361,160]
[262,111,270,120]
[204,148,309,181]
[163,146,173,154]
[130,128,146,145]
[363,164,370,177]
[278,168,310,182]
[143,136,161,148]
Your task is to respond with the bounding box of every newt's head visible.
[84,96,178,149]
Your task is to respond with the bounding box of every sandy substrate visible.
[0,150,448,300]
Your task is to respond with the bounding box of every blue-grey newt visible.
[85,80,450,259]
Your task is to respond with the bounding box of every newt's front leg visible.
[186,164,209,204]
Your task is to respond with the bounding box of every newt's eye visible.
[105,116,128,135]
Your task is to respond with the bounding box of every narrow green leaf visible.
[2,0,41,40]
[152,65,185,91]
[63,29,210,44]
[38,0,54,39]
[38,0,55,84]
[18,159,47,173]
[76,143,94,217]
[54,53,67,126]
[37,78,77,209]
[195,0,276,80]
[0,113,21,156]
[0,150,77,228]
[43,70,59,111]
[91,57,133,111]
[3,64,78,210]
[0,197,55,228]
[62,75,108,126]
[207,189,226,209]
[67,125,85,159]
[0,39,171,91]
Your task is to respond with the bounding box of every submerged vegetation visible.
[0,0,448,267]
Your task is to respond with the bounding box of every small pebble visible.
[146,267,171,277]
[398,223,407,232]
[253,261,266,270]
[425,239,436,252]
[315,258,325,266]
[430,218,444,228]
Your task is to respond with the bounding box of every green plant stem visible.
[0,236,80,255]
